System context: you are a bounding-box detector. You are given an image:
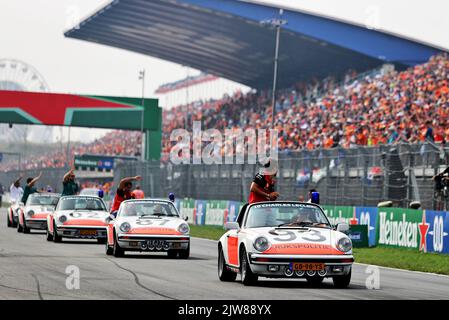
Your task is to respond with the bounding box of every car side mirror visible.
[225,222,240,231]
[183,215,188,222]
[336,223,349,234]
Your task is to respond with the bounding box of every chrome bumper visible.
[117,234,190,251]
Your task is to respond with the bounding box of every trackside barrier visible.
[177,198,449,254]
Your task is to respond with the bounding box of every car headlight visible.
[120,222,131,233]
[59,215,67,223]
[178,223,190,234]
[27,210,34,217]
[337,237,352,252]
[253,236,271,252]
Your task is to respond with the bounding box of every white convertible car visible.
[218,201,353,287]
[106,199,190,258]
[46,195,109,243]
[17,193,60,233]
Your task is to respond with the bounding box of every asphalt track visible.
[1,209,449,300]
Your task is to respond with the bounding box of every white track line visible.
[354,262,449,278]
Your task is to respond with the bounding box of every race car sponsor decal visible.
[263,243,344,255]
[127,227,182,235]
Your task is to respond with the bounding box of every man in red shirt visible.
[248,161,280,204]
[110,176,141,216]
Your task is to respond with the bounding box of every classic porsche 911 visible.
[17,193,60,233]
[106,199,190,258]
[46,195,109,243]
[218,201,353,287]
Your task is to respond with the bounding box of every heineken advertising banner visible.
[205,200,228,226]
[322,205,354,225]
[355,207,378,247]
[376,208,425,250]
[179,199,195,224]
[424,210,449,254]
[194,200,207,226]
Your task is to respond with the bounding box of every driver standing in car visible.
[248,160,280,204]
[110,176,141,217]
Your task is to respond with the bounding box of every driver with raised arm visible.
[110,176,141,218]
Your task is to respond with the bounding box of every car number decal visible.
[136,219,170,226]
[71,212,100,218]
[301,229,326,242]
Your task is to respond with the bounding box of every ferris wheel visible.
[0,59,53,143]
[0,59,49,92]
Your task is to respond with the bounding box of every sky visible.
[0,0,447,142]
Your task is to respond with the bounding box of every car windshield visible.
[27,195,60,207]
[245,203,330,228]
[119,201,178,217]
[58,197,106,211]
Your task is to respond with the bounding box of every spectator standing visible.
[131,185,145,199]
[9,176,23,204]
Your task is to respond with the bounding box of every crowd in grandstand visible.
[162,53,449,157]
[0,131,142,171]
[0,54,447,171]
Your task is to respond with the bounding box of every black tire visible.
[97,238,106,244]
[167,250,178,258]
[53,222,62,243]
[7,211,12,227]
[113,231,124,257]
[306,275,324,287]
[105,242,113,255]
[17,218,23,233]
[178,244,190,259]
[218,246,237,282]
[23,220,30,234]
[333,270,351,288]
[240,247,258,286]
[46,227,53,241]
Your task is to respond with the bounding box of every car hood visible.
[56,210,110,226]
[25,205,55,213]
[116,216,187,235]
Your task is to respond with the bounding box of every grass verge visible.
[189,225,449,275]
[189,224,226,241]
[353,247,449,275]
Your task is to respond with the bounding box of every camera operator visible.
[432,167,449,210]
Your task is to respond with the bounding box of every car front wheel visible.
[178,244,190,259]
[113,232,124,257]
[7,211,11,227]
[17,219,23,233]
[333,270,351,288]
[53,222,62,243]
[240,247,258,286]
[46,227,53,241]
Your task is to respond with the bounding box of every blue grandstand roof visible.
[65,0,443,89]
